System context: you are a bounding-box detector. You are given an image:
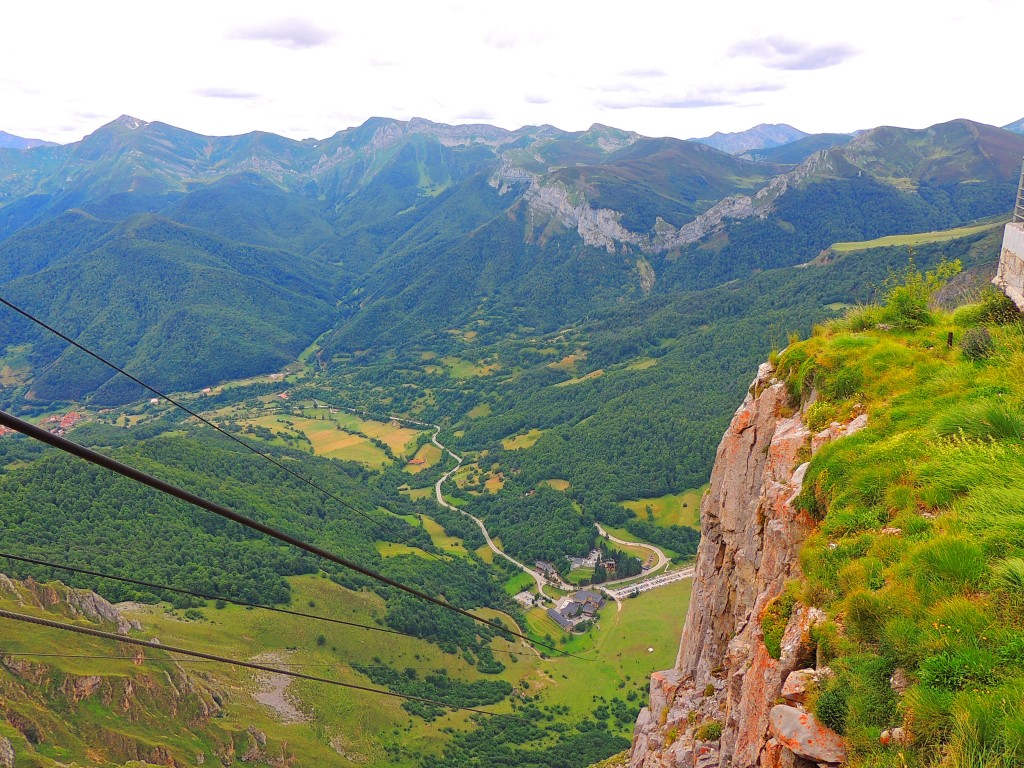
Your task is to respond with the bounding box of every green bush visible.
[991,557,1024,594]
[761,590,797,659]
[913,536,987,596]
[960,327,995,360]
[977,287,1022,325]
[815,683,849,735]
[822,366,864,400]
[694,721,723,741]
[919,648,998,690]
[882,257,961,330]
[805,399,841,432]
[936,398,1024,441]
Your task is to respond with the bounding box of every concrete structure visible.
[994,158,1024,310]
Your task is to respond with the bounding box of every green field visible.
[242,409,425,469]
[566,567,595,585]
[621,487,706,529]
[376,541,434,558]
[539,478,571,491]
[829,220,1000,252]
[503,571,536,596]
[420,515,469,557]
[0,574,516,767]
[501,428,546,450]
[400,486,434,501]
[439,356,499,378]
[0,343,32,385]
[603,525,680,561]
[405,442,442,473]
[522,580,693,713]
[625,357,659,371]
[554,369,605,387]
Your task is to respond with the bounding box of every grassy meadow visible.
[771,287,1024,766]
[0,569,692,766]
[621,488,705,529]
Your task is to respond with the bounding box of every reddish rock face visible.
[768,705,846,764]
[628,362,866,768]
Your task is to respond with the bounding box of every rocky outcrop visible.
[768,706,845,764]
[16,576,139,634]
[629,363,865,767]
[524,181,650,253]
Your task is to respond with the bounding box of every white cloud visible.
[0,0,1018,143]
[227,18,336,49]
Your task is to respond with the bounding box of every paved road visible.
[327,404,686,604]
[601,566,695,601]
[594,523,669,585]
[426,427,558,599]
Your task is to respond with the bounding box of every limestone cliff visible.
[629,362,865,768]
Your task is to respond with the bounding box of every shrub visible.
[960,327,994,360]
[823,366,864,400]
[694,721,723,741]
[936,399,1024,441]
[761,590,797,659]
[903,684,954,747]
[977,287,1022,325]
[881,256,961,330]
[913,537,987,596]
[947,682,1024,768]
[845,590,888,643]
[843,305,885,332]
[815,683,849,735]
[805,399,841,432]
[918,648,997,690]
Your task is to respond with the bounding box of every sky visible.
[1,0,1019,144]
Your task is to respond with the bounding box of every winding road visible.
[427,427,557,600]
[327,403,689,605]
[594,522,669,584]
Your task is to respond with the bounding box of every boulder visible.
[781,669,817,704]
[768,705,846,764]
[889,668,910,695]
[0,736,13,768]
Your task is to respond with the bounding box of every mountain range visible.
[0,130,55,150]
[690,122,809,154]
[0,113,1021,409]
[1,111,1023,766]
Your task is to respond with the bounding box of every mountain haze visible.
[690,123,808,154]
[0,130,56,150]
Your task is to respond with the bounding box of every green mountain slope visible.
[0,211,344,404]
[740,132,853,164]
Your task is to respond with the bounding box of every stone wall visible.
[994,222,1024,310]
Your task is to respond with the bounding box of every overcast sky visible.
[1,0,1018,144]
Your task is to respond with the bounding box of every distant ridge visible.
[0,130,57,149]
[689,123,807,154]
[1003,117,1024,135]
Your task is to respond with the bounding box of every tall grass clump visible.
[881,256,961,330]
[935,399,1024,441]
[776,290,1024,764]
